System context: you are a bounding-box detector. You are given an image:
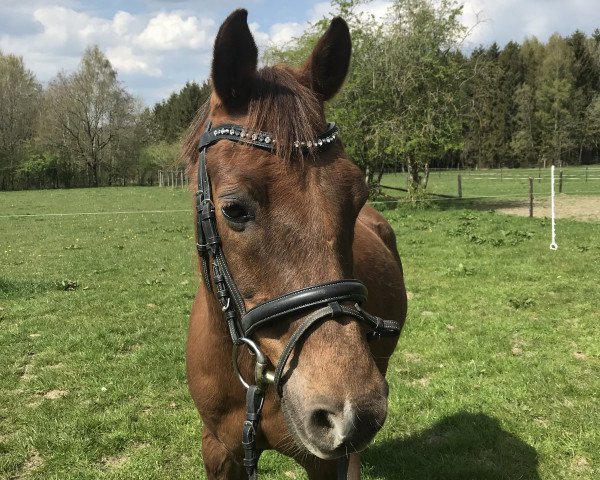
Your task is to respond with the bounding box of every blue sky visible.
[1,0,598,106]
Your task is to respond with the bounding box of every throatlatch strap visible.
[196,150,213,292]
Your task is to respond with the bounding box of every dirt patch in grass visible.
[409,377,431,387]
[402,352,422,363]
[101,453,129,469]
[496,195,600,221]
[42,389,68,400]
[15,449,44,478]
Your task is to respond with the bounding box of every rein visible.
[195,121,401,480]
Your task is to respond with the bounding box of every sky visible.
[1,0,598,106]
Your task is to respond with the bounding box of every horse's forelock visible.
[247,66,323,161]
[182,65,324,170]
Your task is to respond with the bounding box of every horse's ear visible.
[211,9,257,110]
[301,17,351,101]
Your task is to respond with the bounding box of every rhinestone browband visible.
[199,122,339,153]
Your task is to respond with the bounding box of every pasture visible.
[383,166,600,199]
[1,184,598,479]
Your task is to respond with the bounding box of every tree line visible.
[0,46,209,190]
[1,0,599,196]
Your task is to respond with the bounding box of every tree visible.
[0,52,41,189]
[498,41,525,165]
[384,0,467,199]
[264,1,394,186]
[326,2,398,187]
[42,46,139,187]
[535,34,576,167]
[568,31,600,163]
[509,37,545,165]
[266,0,468,201]
[153,80,210,142]
[462,44,508,168]
[139,140,181,183]
[511,83,539,165]
[584,94,600,153]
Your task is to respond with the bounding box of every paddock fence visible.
[379,166,600,204]
[158,169,190,188]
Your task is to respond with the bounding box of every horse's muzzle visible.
[283,376,389,459]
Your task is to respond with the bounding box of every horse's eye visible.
[221,202,251,223]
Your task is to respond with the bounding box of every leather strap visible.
[271,301,401,396]
[197,121,246,343]
[338,456,349,480]
[272,305,333,395]
[242,280,367,336]
[242,385,264,480]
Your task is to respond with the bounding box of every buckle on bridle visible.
[221,297,231,312]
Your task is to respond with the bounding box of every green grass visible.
[1,187,598,479]
[382,165,600,199]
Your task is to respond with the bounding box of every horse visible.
[183,9,407,480]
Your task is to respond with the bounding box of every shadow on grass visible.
[0,277,55,300]
[433,197,529,213]
[365,412,540,480]
[371,195,529,214]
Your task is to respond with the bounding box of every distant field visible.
[1,187,598,479]
[382,165,600,199]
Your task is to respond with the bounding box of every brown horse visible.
[184,9,407,480]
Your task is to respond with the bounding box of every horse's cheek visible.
[369,337,400,375]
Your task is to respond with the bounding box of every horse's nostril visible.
[310,409,335,432]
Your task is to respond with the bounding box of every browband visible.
[199,122,339,152]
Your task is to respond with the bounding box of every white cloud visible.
[136,13,214,50]
[0,5,220,99]
[360,0,393,21]
[308,2,332,22]
[112,11,138,37]
[4,0,597,106]
[461,0,600,48]
[249,21,310,51]
[106,46,161,76]
[269,22,305,46]
[32,6,95,46]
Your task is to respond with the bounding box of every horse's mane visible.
[182,65,323,168]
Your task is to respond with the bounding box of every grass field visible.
[1,186,599,479]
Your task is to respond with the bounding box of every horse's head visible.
[187,9,390,460]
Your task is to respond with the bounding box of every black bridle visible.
[195,120,401,480]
